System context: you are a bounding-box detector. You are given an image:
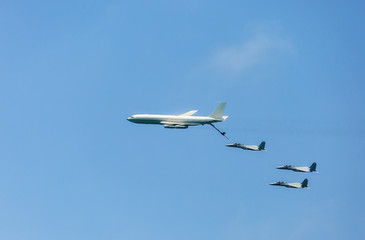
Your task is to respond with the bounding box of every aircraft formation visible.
[127,102,318,188]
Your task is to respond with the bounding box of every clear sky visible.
[1,1,365,239]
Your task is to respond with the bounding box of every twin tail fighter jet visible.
[226,141,266,151]
[270,179,309,189]
[271,163,317,189]
[276,162,318,173]
[127,102,228,137]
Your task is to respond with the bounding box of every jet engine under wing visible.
[161,122,188,129]
[179,110,198,116]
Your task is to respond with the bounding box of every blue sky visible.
[1,1,365,239]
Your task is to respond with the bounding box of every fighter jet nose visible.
[225,144,234,147]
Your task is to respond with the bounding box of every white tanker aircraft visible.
[127,102,228,138]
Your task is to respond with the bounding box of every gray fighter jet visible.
[270,179,309,189]
[276,162,318,173]
[226,141,266,151]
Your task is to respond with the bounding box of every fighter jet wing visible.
[179,110,198,116]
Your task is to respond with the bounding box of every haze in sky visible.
[1,1,365,240]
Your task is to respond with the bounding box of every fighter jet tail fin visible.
[301,179,308,188]
[309,162,317,172]
[258,141,266,150]
[209,102,227,120]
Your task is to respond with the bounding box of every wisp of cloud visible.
[212,25,294,75]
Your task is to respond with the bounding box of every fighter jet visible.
[127,102,229,138]
[276,162,318,173]
[270,179,309,189]
[226,141,266,151]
